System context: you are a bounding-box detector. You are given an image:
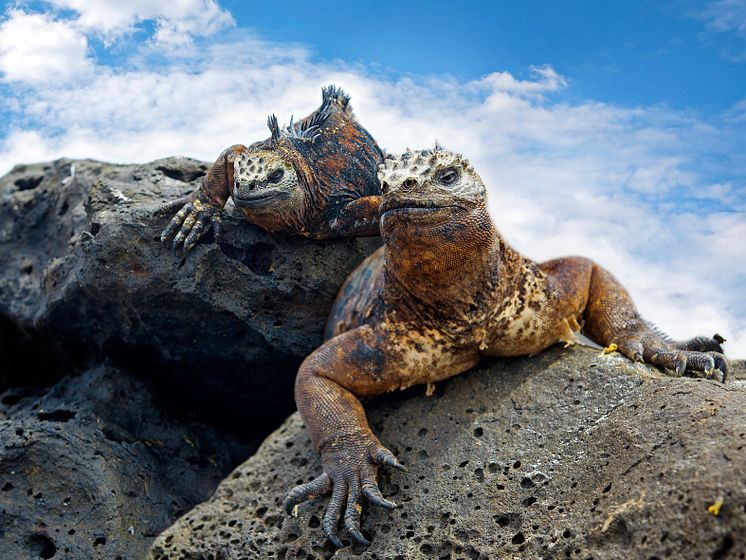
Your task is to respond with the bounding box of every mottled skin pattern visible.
[284,148,729,547]
[158,86,383,252]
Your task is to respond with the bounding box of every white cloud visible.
[1,31,744,359]
[0,9,92,82]
[478,65,567,96]
[45,0,234,45]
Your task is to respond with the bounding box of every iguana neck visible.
[383,205,509,313]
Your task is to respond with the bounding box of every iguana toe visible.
[361,472,397,509]
[283,473,331,515]
[618,332,729,382]
[154,194,192,217]
[372,446,406,471]
[160,203,190,244]
[343,482,369,546]
[322,481,347,547]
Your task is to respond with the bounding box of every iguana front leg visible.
[157,144,247,252]
[285,326,404,547]
[546,258,729,380]
[323,195,382,238]
[285,323,478,546]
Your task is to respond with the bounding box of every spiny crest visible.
[321,84,351,112]
[266,111,323,146]
[266,85,348,147]
[267,114,281,144]
[305,84,350,131]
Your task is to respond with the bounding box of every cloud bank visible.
[1,4,744,358]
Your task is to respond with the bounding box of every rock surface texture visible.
[0,366,248,560]
[150,346,746,560]
[0,157,379,559]
[0,158,379,430]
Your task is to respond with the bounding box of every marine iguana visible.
[158,86,383,252]
[283,147,728,547]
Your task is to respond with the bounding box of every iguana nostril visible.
[402,178,417,191]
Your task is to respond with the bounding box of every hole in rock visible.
[27,534,57,559]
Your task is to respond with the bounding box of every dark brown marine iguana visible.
[158,86,383,252]
[283,147,728,547]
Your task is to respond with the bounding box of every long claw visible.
[362,484,396,509]
[674,354,688,376]
[348,527,369,547]
[172,212,197,250]
[160,205,190,244]
[212,213,223,242]
[326,532,343,549]
[183,215,206,253]
[323,481,347,548]
[283,473,331,514]
[154,195,191,216]
[712,354,729,382]
[373,448,406,471]
[344,481,368,546]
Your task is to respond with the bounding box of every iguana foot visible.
[157,194,223,253]
[616,331,729,382]
[284,439,403,547]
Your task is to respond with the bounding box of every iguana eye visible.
[437,167,459,187]
[268,169,284,183]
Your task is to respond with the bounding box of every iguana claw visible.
[283,440,402,548]
[158,194,222,254]
[618,334,728,382]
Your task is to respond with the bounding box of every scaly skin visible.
[157,86,383,253]
[285,147,729,547]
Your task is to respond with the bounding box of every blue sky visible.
[0,0,745,357]
[222,0,745,114]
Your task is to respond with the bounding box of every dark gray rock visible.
[0,365,249,560]
[0,158,379,431]
[149,346,746,560]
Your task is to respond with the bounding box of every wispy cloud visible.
[694,0,746,61]
[0,5,744,358]
[699,0,746,35]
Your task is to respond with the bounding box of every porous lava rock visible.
[149,346,746,560]
[0,158,379,432]
[0,365,249,560]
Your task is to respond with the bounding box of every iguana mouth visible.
[233,189,291,208]
[381,198,462,216]
[380,204,461,225]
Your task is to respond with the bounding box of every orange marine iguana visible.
[158,86,383,252]
[283,147,729,547]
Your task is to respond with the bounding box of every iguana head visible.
[232,149,302,215]
[376,147,495,285]
[377,147,487,232]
